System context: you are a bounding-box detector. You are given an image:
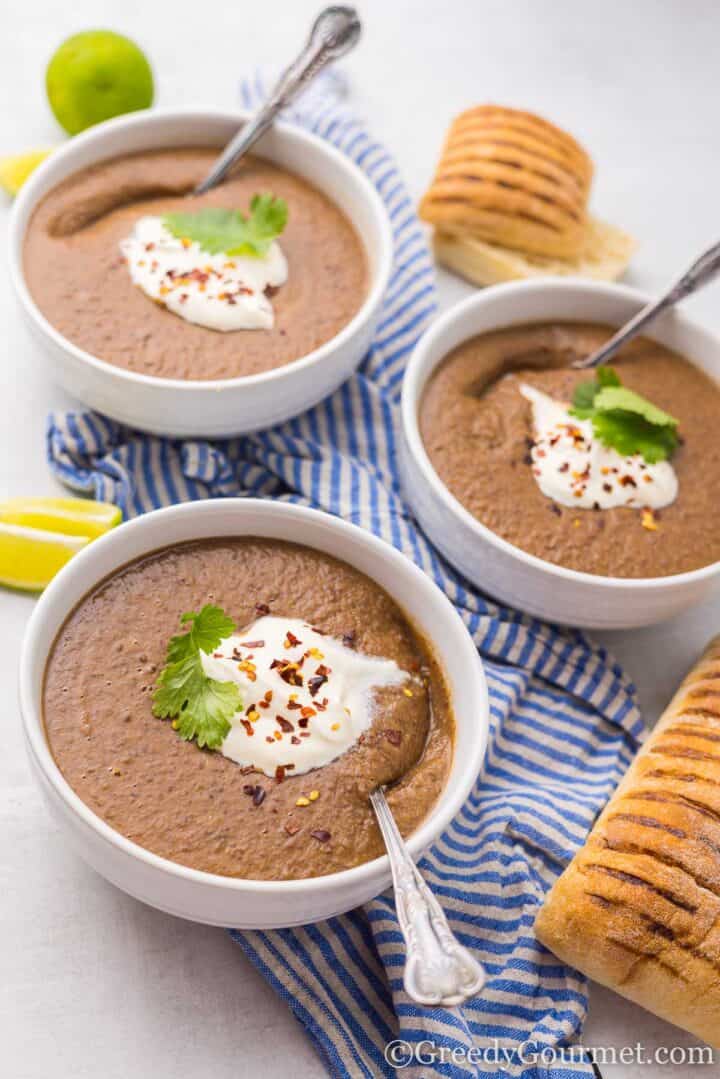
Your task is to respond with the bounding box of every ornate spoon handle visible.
[195,6,361,195]
[573,240,720,369]
[370,788,486,1007]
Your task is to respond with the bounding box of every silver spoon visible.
[573,240,720,369]
[370,787,486,1007]
[195,6,361,196]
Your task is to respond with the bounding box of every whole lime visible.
[46,30,154,135]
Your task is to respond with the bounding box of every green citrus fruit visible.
[46,30,154,135]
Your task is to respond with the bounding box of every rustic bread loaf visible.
[535,636,720,1048]
[419,105,593,258]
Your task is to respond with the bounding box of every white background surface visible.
[2,1,719,1075]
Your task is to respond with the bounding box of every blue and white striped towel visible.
[47,74,644,1079]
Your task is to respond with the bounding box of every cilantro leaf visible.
[592,411,679,463]
[180,605,236,653]
[592,385,677,428]
[568,365,679,463]
[163,194,288,258]
[152,605,241,750]
[570,365,621,418]
[570,379,599,418]
[597,365,622,389]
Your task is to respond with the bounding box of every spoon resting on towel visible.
[370,784,486,1007]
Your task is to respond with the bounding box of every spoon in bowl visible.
[194,6,362,196]
[370,786,487,1007]
[573,240,720,369]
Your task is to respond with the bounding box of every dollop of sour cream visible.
[199,616,410,778]
[119,216,287,331]
[520,383,678,510]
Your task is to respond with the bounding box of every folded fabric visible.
[47,73,643,1079]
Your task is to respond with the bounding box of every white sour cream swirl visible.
[120,215,287,331]
[520,383,678,510]
[200,616,410,778]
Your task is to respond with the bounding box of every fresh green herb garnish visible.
[569,365,679,463]
[152,605,241,750]
[163,194,288,258]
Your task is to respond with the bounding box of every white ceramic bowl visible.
[401,279,720,629]
[19,499,488,928]
[9,108,393,438]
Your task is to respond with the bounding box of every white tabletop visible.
[2,1,718,1075]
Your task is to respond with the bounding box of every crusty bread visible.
[419,105,594,259]
[535,636,720,1049]
[433,216,636,286]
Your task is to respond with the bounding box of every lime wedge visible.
[0,497,121,591]
[0,150,52,196]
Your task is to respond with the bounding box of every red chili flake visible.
[265,736,275,744]
[619,475,637,488]
[291,735,301,745]
[341,631,356,648]
[144,242,156,252]
[300,731,311,738]
[287,699,302,710]
[385,729,402,746]
[213,651,223,658]
[277,716,294,733]
[311,830,331,843]
[536,448,546,458]
[285,631,301,648]
[602,482,613,493]
[310,626,327,636]
[300,706,316,719]
[179,293,189,304]
[316,698,329,712]
[240,640,265,649]
[284,821,300,836]
[298,716,309,729]
[286,667,304,687]
[275,765,287,782]
[558,463,570,473]
[255,603,271,615]
[253,786,266,806]
[308,673,328,697]
[240,719,254,736]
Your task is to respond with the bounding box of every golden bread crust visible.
[535,636,720,1049]
[420,105,593,258]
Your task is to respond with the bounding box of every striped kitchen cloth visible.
[46,73,644,1079]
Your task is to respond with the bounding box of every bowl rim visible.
[19,498,488,897]
[9,106,394,392]
[401,277,720,591]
